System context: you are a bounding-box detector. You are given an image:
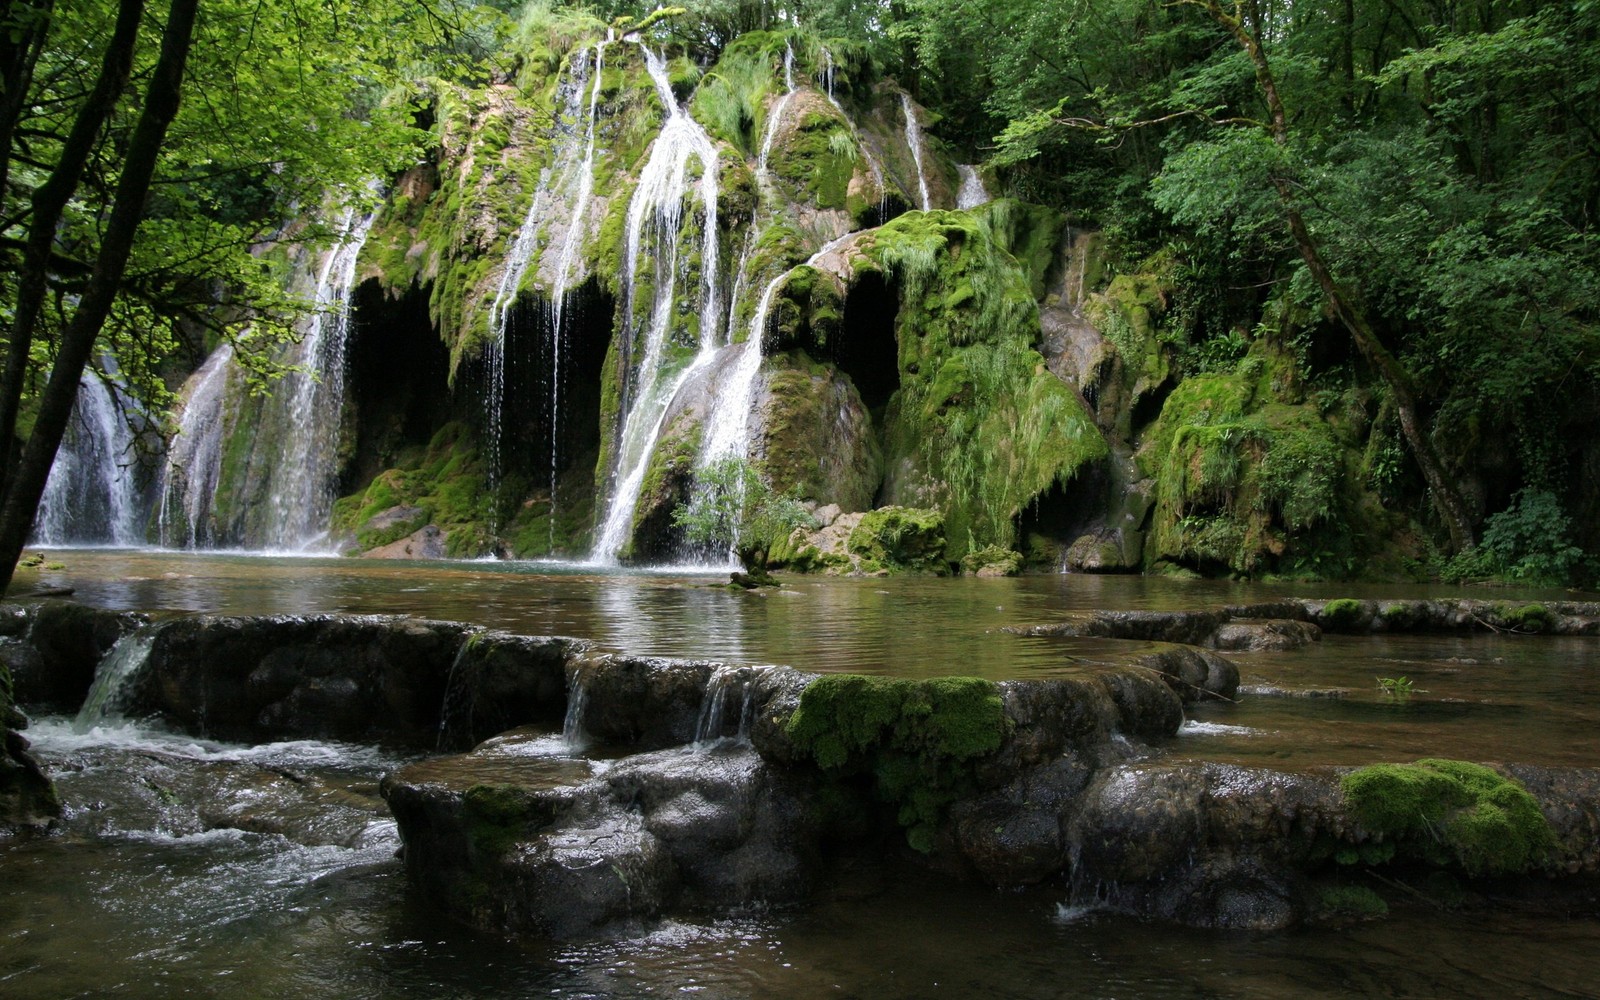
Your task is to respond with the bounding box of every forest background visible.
[0,0,1595,588]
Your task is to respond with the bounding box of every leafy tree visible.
[672,455,812,586]
[0,0,463,591]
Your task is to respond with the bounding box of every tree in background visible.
[0,0,462,591]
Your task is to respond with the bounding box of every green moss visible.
[784,674,1007,851]
[1139,341,1367,578]
[1311,884,1389,923]
[846,506,948,574]
[1500,603,1553,633]
[759,351,880,509]
[687,31,794,153]
[860,211,1107,561]
[462,784,535,858]
[1321,598,1368,631]
[974,199,1066,301]
[1340,759,1554,876]
[960,544,1023,576]
[632,421,702,541]
[328,421,496,557]
[771,104,859,210]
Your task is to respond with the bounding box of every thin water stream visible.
[6,548,1600,996]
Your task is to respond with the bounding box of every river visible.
[4,548,1599,997]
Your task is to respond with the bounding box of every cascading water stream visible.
[541,39,612,546]
[74,631,156,732]
[693,664,768,747]
[694,45,800,472]
[34,367,147,546]
[261,201,378,551]
[756,45,796,174]
[698,231,857,471]
[484,49,597,514]
[157,343,233,548]
[590,42,722,564]
[901,93,933,211]
[957,164,991,209]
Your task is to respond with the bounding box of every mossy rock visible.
[1320,598,1369,632]
[1340,759,1555,876]
[960,544,1023,576]
[330,421,496,558]
[859,210,1106,561]
[784,674,1008,851]
[757,350,879,511]
[1138,342,1371,578]
[1499,603,1553,633]
[846,506,948,574]
[1309,883,1389,924]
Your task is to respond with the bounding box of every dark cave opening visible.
[451,278,615,497]
[833,270,901,416]
[343,279,453,494]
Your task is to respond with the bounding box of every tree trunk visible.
[1196,0,1477,553]
[0,0,57,214]
[0,0,145,496]
[0,0,198,593]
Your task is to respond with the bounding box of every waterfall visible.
[699,232,857,471]
[590,43,722,564]
[157,344,233,549]
[562,672,591,751]
[33,368,147,546]
[74,631,156,732]
[693,664,767,746]
[261,201,378,551]
[757,45,796,174]
[957,165,990,209]
[542,40,612,544]
[692,46,801,475]
[484,47,599,511]
[901,93,932,212]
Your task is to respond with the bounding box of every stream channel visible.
[5,548,1600,997]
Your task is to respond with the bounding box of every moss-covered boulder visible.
[1340,759,1555,876]
[783,674,1008,851]
[846,506,948,574]
[844,206,1107,561]
[1138,342,1376,577]
[755,350,880,511]
[330,422,495,558]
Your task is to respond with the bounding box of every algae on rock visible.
[784,674,1007,851]
[857,206,1107,560]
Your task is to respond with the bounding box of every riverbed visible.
[4,548,1599,997]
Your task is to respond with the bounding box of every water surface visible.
[6,549,1599,997]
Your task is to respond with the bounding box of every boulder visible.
[361,524,447,560]
[1208,618,1322,652]
[131,614,478,744]
[2,601,146,712]
[382,739,818,937]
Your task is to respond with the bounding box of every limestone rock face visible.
[131,614,479,744]
[361,524,447,559]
